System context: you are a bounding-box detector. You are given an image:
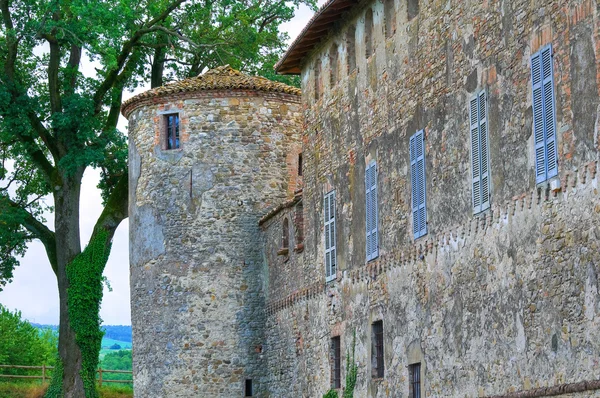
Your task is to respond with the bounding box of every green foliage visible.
[0,304,57,369]
[343,331,358,398]
[45,359,63,398]
[101,350,132,383]
[102,350,132,371]
[323,389,339,398]
[60,230,112,398]
[148,0,315,87]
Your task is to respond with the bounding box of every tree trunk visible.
[53,171,86,398]
[151,46,165,88]
[46,171,128,398]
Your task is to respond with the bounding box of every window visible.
[409,363,421,398]
[294,202,304,246]
[531,44,558,183]
[365,161,379,261]
[407,0,419,20]
[365,9,373,58]
[330,44,338,86]
[165,114,180,149]
[371,321,384,378]
[245,379,253,397]
[315,61,321,101]
[384,0,395,38]
[324,191,336,282]
[331,336,341,389]
[282,218,289,249]
[298,153,303,176]
[346,25,356,73]
[470,91,490,214]
[410,130,427,239]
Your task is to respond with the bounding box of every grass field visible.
[101,338,131,349]
[0,382,133,398]
[99,338,132,360]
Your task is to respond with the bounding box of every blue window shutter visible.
[365,162,378,261]
[411,130,427,238]
[365,165,372,260]
[531,52,546,183]
[479,91,490,212]
[417,131,427,237]
[542,45,558,179]
[469,95,482,213]
[371,163,378,259]
[330,191,336,278]
[324,191,336,281]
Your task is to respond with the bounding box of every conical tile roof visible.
[122,65,301,117]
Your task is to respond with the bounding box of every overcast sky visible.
[0,3,320,326]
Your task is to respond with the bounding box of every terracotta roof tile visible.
[275,0,358,74]
[122,65,301,117]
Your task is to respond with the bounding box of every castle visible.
[123,0,600,397]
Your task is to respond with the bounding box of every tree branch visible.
[90,172,128,243]
[3,197,58,275]
[46,34,63,114]
[92,0,187,113]
[0,0,18,80]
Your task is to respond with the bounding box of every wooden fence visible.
[0,364,132,386]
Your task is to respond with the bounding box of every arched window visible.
[365,9,374,58]
[282,218,289,249]
[346,25,356,73]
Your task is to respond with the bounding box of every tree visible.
[0,304,58,371]
[0,0,314,396]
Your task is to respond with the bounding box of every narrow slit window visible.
[245,379,253,397]
[330,44,338,87]
[365,9,374,59]
[409,363,421,398]
[384,0,395,38]
[282,218,289,249]
[407,0,419,20]
[371,320,384,378]
[165,114,180,150]
[346,25,356,73]
[315,61,321,101]
[331,336,341,389]
[298,153,303,176]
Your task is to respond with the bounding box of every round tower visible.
[123,66,303,397]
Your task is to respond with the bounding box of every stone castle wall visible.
[262,0,600,396]
[128,90,302,397]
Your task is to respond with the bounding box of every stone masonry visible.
[261,0,600,397]
[124,66,302,397]
[126,0,600,397]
